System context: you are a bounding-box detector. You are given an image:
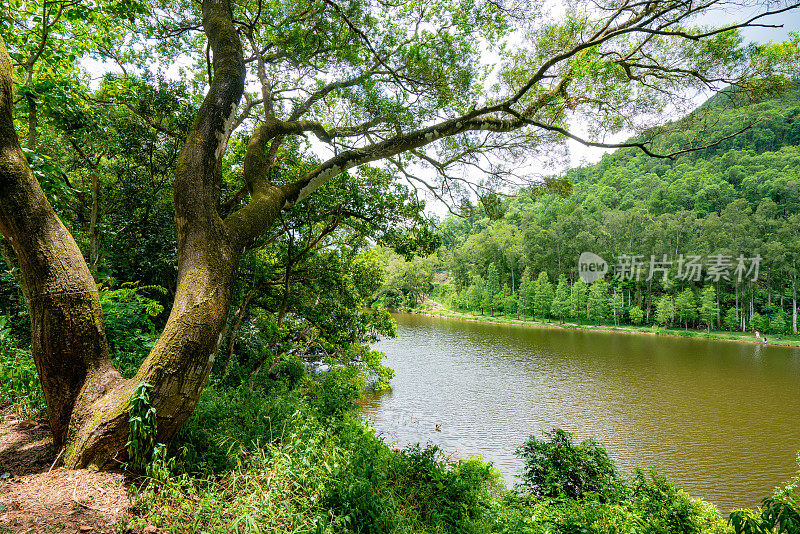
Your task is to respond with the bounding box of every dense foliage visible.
[386,85,800,339]
[515,429,626,504]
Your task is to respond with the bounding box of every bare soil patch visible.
[0,413,134,534]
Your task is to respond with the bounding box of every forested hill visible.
[443,81,800,247]
[378,83,800,335]
[555,82,800,218]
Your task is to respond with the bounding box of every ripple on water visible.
[362,313,800,513]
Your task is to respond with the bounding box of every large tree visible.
[0,0,797,468]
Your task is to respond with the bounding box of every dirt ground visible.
[0,411,136,534]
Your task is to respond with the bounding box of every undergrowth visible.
[118,368,756,534]
[124,369,504,533]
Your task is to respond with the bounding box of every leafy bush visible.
[508,430,731,533]
[629,469,728,534]
[100,283,166,377]
[0,316,44,413]
[515,429,626,503]
[394,445,498,531]
[245,351,307,393]
[730,452,800,534]
[308,367,363,420]
[628,305,644,325]
[326,440,499,534]
[325,437,396,533]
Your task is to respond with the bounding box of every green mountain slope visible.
[414,83,800,334]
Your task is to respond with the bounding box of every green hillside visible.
[378,84,800,336]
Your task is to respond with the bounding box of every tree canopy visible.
[0,0,798,468]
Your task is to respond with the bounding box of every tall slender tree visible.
[534,272,554,321]
[587,279,609,325]
[675,288,698,330]
[551,275,571,323]
[571,278,589,325]
[699,286,720,333]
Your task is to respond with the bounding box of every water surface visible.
[361,313,800,512]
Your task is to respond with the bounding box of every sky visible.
[565,5,800,168]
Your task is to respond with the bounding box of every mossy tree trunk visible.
[0,0,314,467]
[0,34,119,455]
[0,0,261,468]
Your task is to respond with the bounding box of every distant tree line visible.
[442,267,739,333]
[387,85,800,335]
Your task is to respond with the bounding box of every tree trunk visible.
[0,0,262,468]
[1,36,118,453]
[56,0,250,467]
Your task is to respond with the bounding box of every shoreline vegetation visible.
[397,300,800,348]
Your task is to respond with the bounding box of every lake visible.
[361,312,800,513]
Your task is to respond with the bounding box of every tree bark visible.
[0,0,264,468]
[0,34,119,453]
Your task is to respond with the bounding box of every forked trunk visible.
[64,244,239,467]
[0,0,254,468]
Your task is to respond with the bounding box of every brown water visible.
[361,313,800,513]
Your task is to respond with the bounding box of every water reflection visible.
[361,313,800,513]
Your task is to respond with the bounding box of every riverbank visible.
[370,311,800,513]
[402,302,800,348]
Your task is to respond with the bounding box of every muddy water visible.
[361,313,800,512]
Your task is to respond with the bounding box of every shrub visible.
[325,437,396,534]
[750,312,768,333]
[100,283,166,377]
[393,444,498,531]
[515,429,626,503]
[0,316,44,414]
[730,452,800,534]
[248,351,306,392]
[309,367,363,420]
[127,382,158,472]
[629,469,728,534]
[724,307,740,331]
[326,440,498,534]
[769,312,788,335]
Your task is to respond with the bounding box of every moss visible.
[0,35,13,93]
